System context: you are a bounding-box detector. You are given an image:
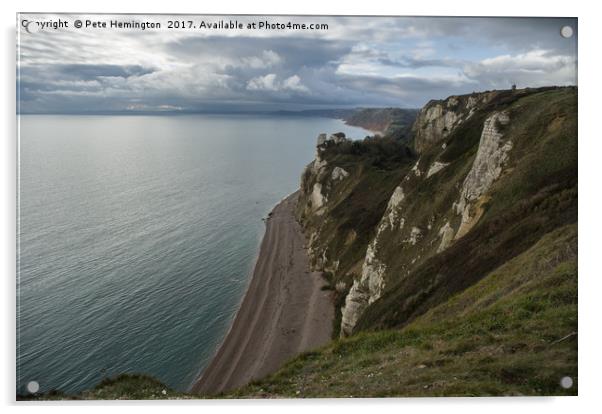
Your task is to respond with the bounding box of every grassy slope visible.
[228,224,577,398]
[357,87,577,332]
[17,374,193,400]
[223,88,578,398]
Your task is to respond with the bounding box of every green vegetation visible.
[357,87,577,332]
[283,86,577,397]
[228,225,577,397]
[296,137,415,336]
[17,374,193,400]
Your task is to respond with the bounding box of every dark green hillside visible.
[296,137,415,335]
[280,86,577,397]
[357,87,577,331]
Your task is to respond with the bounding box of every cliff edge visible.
[229,86,576,397]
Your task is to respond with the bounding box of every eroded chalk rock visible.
[340,184,410,336]
[311,182,327,214]
[385,186,405,229]
[437,221,454,253]
[340,241,386,336]
[405,227,423,245]
[454,111,512,238]
[331,166,349,181]
[311,156,328,175]
[426,161,449,178]
[340,279,370,336]
[413,103,460,152]
[413,92,498,152]
[317,133,328,146]
[318,132,347,148]
[411,160,422,177]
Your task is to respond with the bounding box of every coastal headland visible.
[191,192,333,395]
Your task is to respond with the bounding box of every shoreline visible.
[342,120,384,136]
[190,191,334,395]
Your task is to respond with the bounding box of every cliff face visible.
[411,91,501,152]
[297,87,577,338]
[224,86,577,398]
[296,133,413,281]
[340,108,514,335]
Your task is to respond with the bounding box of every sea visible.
[16,114,368,394]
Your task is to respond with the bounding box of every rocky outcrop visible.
[318,132,347,146]
[340,182,411,336]
[340,241,386,336]
[339,279,369,336]
[311,133,348,177]
[316,133,328,146]
[294,87,575,343]
[413,91,497,152]
[426,161,449,178]
[339,107,514,336]
[454,111,511,238]
[414,104,459,152]
[340,183,408,336]
[301,133,351,216]
[385,186,405,230]
[405,227,422,245]
[310,183,327,213]
[410,160,422,178]
[331,167,349,181]
[437,221,454,253]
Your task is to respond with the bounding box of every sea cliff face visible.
[296,87,577,338]
[340,108,513,335]
[412,91,497,152]
[296,131,414,334]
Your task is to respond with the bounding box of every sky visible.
[17,15,578,113]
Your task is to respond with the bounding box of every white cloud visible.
[473,49,571,73]
[282,75,309,92]
[246,73,279,91]
[464,49,576,88]
[246,73,309,93]
[240,50,282,69]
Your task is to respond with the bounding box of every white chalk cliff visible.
[340,98,513,336]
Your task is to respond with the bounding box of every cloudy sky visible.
[17,15,577,113]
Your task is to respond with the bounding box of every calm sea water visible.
[17,114,368,394]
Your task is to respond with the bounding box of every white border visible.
[3,1,600,413]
